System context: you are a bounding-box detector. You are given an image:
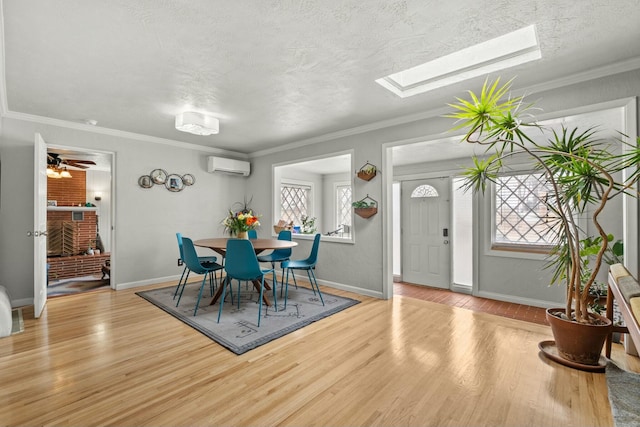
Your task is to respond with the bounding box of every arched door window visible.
[411,184,439,198]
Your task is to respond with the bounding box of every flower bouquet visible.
[222,210,260,238]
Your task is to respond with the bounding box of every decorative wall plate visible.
[138,175,153,188]
[165,174,184,192]
[182,173,195,186]
[150,168,168,185]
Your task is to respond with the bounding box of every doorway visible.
[44,146,114,298]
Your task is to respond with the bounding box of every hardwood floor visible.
[1,279,638,426]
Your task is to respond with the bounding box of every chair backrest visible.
[271,230,292,258]
[180,237,209,274]
[176,232,185,259]
[225,239,264,281]
[248,229,258,239]
[305,233,322,266]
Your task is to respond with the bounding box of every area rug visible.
[47,276,110,297]
[136,282,359,355]
[606,361,640,427]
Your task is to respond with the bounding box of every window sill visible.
[485,245,549,261]
[280,233,354,245]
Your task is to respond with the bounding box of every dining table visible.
[193,237,298,307]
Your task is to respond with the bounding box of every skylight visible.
[376,25,541,98]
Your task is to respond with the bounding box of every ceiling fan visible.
[47,152,96,169]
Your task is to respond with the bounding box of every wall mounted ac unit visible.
[207,156,251,177]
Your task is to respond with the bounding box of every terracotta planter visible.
[545,308,612,366]
[354,207,377,218]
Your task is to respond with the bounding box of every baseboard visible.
[475,290,561,309]
[451,284,472,295]
[315,278,384,299]
[12,298,33,309]
[116,274,181,290]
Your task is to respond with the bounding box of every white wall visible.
[0,118,246,305]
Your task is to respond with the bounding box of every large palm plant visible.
[447,78,640,323]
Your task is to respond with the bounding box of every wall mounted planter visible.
[356,161,377,181]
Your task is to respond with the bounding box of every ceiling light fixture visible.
[60,167,72,178]
[175,111,219,136]
[376,24,541,98]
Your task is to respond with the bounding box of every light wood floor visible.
[2,280,639,426]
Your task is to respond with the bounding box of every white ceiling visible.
[3,1,640,162]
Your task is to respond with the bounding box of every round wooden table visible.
[193,237,298,306]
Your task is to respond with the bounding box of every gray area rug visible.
[137,282,359,355]
[607,361,640,427]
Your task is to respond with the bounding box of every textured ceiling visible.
[3,0,640,156]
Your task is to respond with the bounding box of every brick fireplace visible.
[47,170,110,281]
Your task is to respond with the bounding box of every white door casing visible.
[33,133,48,318]
[401,178,450,288]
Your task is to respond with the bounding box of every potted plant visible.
[301,215,317,234]
[353,196,378,218]
[448,78,640,367]
[357,162,377,181]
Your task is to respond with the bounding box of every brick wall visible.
[47,253,111,281]
[48,170,87,206]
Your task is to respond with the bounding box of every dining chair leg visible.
[217,276,230,323]
[175,269,192,307]
[257,277,265,327]
[271,271,278,311]
[174,265,188,299]
[308,268,324,306]
[237,280,242,309]
[194,273,208,316]
[284,268,290,310]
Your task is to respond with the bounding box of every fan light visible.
[175,112,219,136]
[60,168,72,178]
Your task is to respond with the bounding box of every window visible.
[273,151,354,242]
[335,183,352,236]
[280,182,311,226]
[493,173,557,251]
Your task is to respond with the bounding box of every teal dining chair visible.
[174,233,219,300]
[248,229,258,239]
[281,233,324,309]
[177,237,224,316]
[218,239,276,327]
[257,230,292,292]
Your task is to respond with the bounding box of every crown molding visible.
[251,56,640,159]
[2,110,248,158]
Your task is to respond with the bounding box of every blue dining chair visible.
[218,239,277,327]
[281,233,324,308]
[174,233,219,300]
[177,237,224,316]
[248,229,258,239]
[257,230,292,292]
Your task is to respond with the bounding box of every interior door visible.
[33,133,48,318]
[401,178,450,288]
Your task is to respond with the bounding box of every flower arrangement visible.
[222,210,260,236]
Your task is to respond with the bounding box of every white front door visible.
[401,178,450,288]
[33,134,48,317]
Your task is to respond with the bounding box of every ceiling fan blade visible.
[66,162,90,169]
[63,159,96,165]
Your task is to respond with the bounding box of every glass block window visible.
[336,184,352,228]
[411,184,439,198]
[281,183,310,226]
[494,173,557,248]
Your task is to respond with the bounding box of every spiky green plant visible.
[448,78,640,323]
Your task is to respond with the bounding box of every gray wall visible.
[249,68,640,305]
[0,117,245,306]
[1,69,638,308]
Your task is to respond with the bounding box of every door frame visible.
[44,144,116,290]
